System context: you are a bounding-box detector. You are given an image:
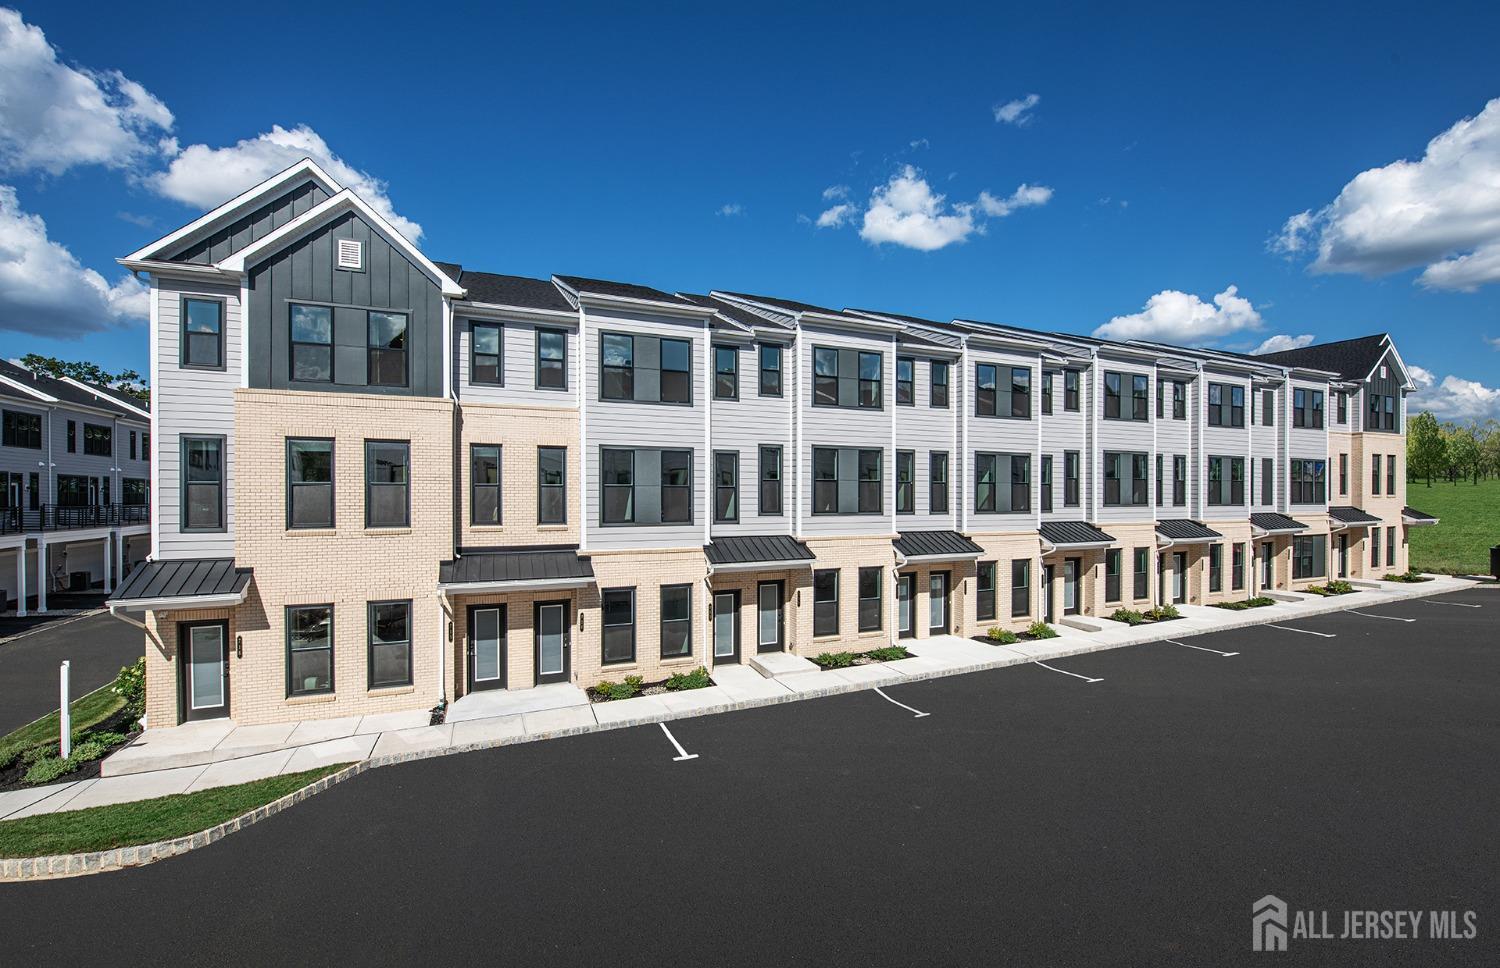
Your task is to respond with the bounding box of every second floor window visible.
[1387,454,1396,495]
[2,410,41,449]
[1289,458,1326,505]
[1064,450,1080,506]
[287,438,334,529]
[812,447,882,515]
[1336,392,1347,424]
[930,361,949,408]
[1293,388,1325,428]
[471,445,501,526]
[290,304,333,382]
[1042,373,1054,415]
[896,357,915,405]
[813,347,882,409]
[1208,383,1245,427]
[974,453,1030,514]
[1263,457,1275,505]
[367,311,408,387]
[1063,371,1080,411]
[601,333,690,404]
[601,448,693,525]
[929,451,949,514]
[976,364,1031,418]
[537,328,568,391]
[182,436,224,531]
[181,297,223,369]
[759,446,782,515]
[759,344,782,396]
[1207,455,1246,506]
[1262,389,1276,426]
[1041,455,1053,513]
[365,440,410,527]
[714,451,738,522]
[896,450,915,513]
[83,424,112,457]
[470,322,503,385]
[537,446,566,524]
[1173,455,1187,506]
[714,345,739,400]
[1104,451,1148,506]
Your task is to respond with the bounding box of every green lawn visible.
[1407,476,1500,575]
[0,685,124,771]
[0,764,349,858]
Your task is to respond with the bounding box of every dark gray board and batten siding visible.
[1363,349,1405,435]
[168,180,331,265]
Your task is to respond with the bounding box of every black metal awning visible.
[1328,506,1382,528]
[1401,506,1439,526]
[894,531,985,561]
[107,558,252,610]
[1249,512,1309,535]
[1154,519,1223,542]
[705,534,815,570]
[439,545,594,591]
[1040,520,1116,549]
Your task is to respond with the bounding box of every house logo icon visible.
[1253,895,1289,952]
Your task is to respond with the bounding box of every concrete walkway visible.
[0,574,1477,823]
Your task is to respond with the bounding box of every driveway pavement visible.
[0,612,144,733]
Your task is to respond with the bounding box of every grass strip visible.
[0,686,124,770]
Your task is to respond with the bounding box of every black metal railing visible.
[2,504,153,533]
[0,507,20,535]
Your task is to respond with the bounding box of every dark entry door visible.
[755,582,781,654]
[896,574,915,638]
[715,590,742,662]
[1063,558,1080,615]
[1338,534,1349,578]
[467,604,506,692]
[1262,542,1275,589]
[1172,552,1187,603]
[1042,565,1055,622]
[534,600,570,685]
[928,571,950,634]
[179,620,229,722]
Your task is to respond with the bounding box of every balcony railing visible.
[0,504,152,534]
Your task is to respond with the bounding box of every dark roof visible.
[1329,506,1382,526]
[108,558,251,604]
[705,534,815,566]
[1155,519,1223,541]
[1039,521,1116,546]
[894,531,984,559]
[0,360,148,419]
[554,275,693,307]
[1402,506,1439,522]
[677,293,792,332]
[715,291,852,319]
[439,546,594,586]
[846,307,947,328]
[440,264,574,313]
[1250,512,1309,533]
[1257,334,1389,381]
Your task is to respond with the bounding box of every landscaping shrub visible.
[1110,608,1145,626]
[1212,600,1249,611]
[1246,596,1276,607]
[665,666,712,691]
[1325,579,1355,594]
[22,754,79,786]
[864,646,910,662]
[986,626,1019,644]
[813,652,856,669]
[1304,585,1331,596]
[1383,572,1431,583]
[592,675,644,701]
[113,658,146,724]
[1144,604,1181,621]
[1026,621,1059,639]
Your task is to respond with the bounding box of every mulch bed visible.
[586,676,716,703]
[0,705,141,794]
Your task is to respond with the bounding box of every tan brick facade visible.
[458,402,580,548]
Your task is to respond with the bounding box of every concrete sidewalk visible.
[0,574,1477,823]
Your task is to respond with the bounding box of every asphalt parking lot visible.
[0,612,144,733]
[4,588,1497,966]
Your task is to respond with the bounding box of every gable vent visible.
[336,238,364,271]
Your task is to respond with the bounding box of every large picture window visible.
[290,304,333,382]
[471,444,501,526]
[813,569,839,636]
[1,410,41,449]
[601,332,691,404]
[974,453,1030,514]
[601,448,694,525]
[367,311,408,387]
[812,447,883,515]
[286,605,333,696]
[367,600,413,688]
[1103,451,1148,506]
[1207,455,1246,506]
[976,364,1031,418]
[1293,535,1326,580]
[287,438,334,529]
[181,436,224,531]
[1208,383,1246,428]
[83,424,112,457]
[813,347,883,409]
[1289,458,1327,505]
[365,440,410,528]
[538,447,567,524]
[1292,388,1325,429]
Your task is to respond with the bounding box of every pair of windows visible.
[1103,452,1148,506]
[1292,388,1325,428]
[1103,372,1149,421]
[285,601,412,697]
[1206,456,1246,506]
[602,448,692,525]
[812,448,882,515]
[974,453,1030,514]
[280,438,431,531]
[1155,380,1186,420]
[976,364,1031,418]
[290,304,409,387]
[601,332,691,404]
[1,410,41,449]
[601,585,695,665]
[1290,458,1327,505]
[83,424,112,457]
[468,446,566,527]
[813,348,882,408]
[1368,393,1397,430]
[809,567,879,635]
[895,450,950,514]
[1293,535,1326,579]
[895,358,951,408]
[468,323,570,391]
[978,562,1027,622]
[1207,383,1246,427]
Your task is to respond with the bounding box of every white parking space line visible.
[1351,610,1416,623]
[873,687,930,718]
[1163,638,1238,657]
[1033,660,1103,683]
[1422,600,1482,609]
[1268,624,1337,638]
[658,722,699,762]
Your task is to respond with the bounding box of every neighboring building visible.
[1,360,152,614]
[107,160,1433,729]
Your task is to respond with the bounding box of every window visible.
[975,364,1031,418]
[367,311,408,387]
[1293,536,1325,579]
[601,588,636,664]
[1103,372,1121,419]
[974,453,1030,514]
[1339,453,1348,496]
[287,438,334,529]
[1173,381,1186,419]
[896,451,915,513]
[1207,456,1246,506]
[123,478,147,505]
[83,424,111,457]
[1386,455,1396,496]
[1262,389,1275,427]
[1156,378,1164,419]
[286,605,333,697]
[1232,543,1245,591]
[602,448,693,525]
[896,357,914,405]
[536,328,568,390]
[1262,457,1274,506]
[1172,455,1187,506]
[471,445,501,526]
[930,360,950,408]
[181,436,224,531]
[1386,526,1396,568]
[977,562,996,621]
[929,452,949,514]
[601,333,633,399]
[470,322,503,385]
[1133,548,1149,599]
[858,450,882,513]
[660,585,693,658]
[1105,549,1122,602]
[812,447,883,515]
[603,450,635,524]
[1064,451,1080,507]
[858,567,882,632]
[1011,560,1030,617]
[1209,544,1223,592]
[714,451,738,522]
[2,410,41,449]
[714,345,738,400]
[1337,392,1347,424]
[1155,455,1163,507]
[813,348,838,405]
[1293,389,1325,429]
[1289,459,1327,505]
[813,347,883,409]
[602,333,691,404]
[1131,375,1149,420]
[290,304,333,382]
[129,431,137,461]
[759,344,782,397]
[1103,452,1149,506]
[537,447,566,524]
[1370,453,1381,495]
[181,297,224,368]
[813,569,839,636]
[365,441,410,527]
[759,446,782,516]
[1370,527,1381,568]
[1041,455,1053,513]
[57,474,88,507]
[367,601,413,688]
[1207,383,1245,427]
[66,420,75,453]
[1063,371,1080,411]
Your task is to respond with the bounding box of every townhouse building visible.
[1,360,151,614]
[106,160,1435,729]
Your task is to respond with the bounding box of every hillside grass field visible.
[1406,476,1500,575]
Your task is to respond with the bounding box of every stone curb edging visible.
[1,578,1476,881]
[0,761,371,882]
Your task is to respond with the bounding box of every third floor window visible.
[1103,372,1149,421]
[814,347,882,409]
[896,357,915,406]
[1207,382,1245,428]
[759,344,782,397]
[976,364,1031,418]
[975,453,1030,514]
[714,345,739,400]
[812,447,882,515]
[1103,451,1148,506]
[1292,388,1324,429]
[930,360,949,408]
[601,332,691,404]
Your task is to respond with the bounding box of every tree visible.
[1445,425,1482,485]
[1480,420,1500,480]
[18,354,149,404]
[1406,411,1445,487]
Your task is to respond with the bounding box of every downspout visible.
[794,320,804,540]
[703,560,716,670]
[891,546,907,645]
[958,337,969,535]
[578,304,588,552]
[440,296,461,707]
[703,322,712,548]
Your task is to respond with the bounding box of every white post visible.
[103,535,113,592]
[59,660,71,759]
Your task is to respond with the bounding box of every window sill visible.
[286,692,338,706]
[364,528,413,536]
[368,685,415,697]
[537,524,571,531]
[284,528,337,537]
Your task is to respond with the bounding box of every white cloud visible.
[150,124,423,242]
[1251,333,1315,355]
[716,203,743,217]
[0,185,147,336]
[822,184,850,201]
[0,8,173,175]
[816,203,855,229]
[1409,366,1500,420]
[993,93,1040,126]
[1273,97,1500,291]
[977,183,1053,217]
[1094,285,1262,344]
[860,166,977,251]
[1486,335,1500,350]
[909,138,930,150]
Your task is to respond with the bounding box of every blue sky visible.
[2,0,1498,417]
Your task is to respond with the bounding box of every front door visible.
[896,574,915,638]
[533,601,570,685]
[466,604,506,692]
[1042,565,1055,623]
[1172,552,1187,603]
[1337,534,1349,578]
[715,590,742,662]
[755,582,782,654]
[928,571,949,634]
[1063,558,1080,615]
[1156,553,1166,605]
[179,621,229,722]
[1262,542,1275,589]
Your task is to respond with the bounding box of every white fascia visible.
[0,374,56,403]
[59,377,151,420]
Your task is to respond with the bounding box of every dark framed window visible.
[930,360,950,408]
[601,447,693,525]
[601,333,634,400]
[813,569,839,637]
[1232,543,1245,591]
[858,352,882,407]
[123,478,147,505]
[1103,372,1122,419]
[129,431,137,461]
[1155,455,1164,507]
[1262,389,1275,426]
[181,436,224,532]
[811,447,883,515]
[813,348,839,405]
[287,438,334,529]
[1370,453,1381,495]
[714,345,739,400]
[1292,388,1325,429]
[602,333,691,404]
[286,605,333,697]
[929,451,949,514]
[601,588,636,665]
[858,450,882,513]
[896,450,915,513]
[83,424,112,457]
[1386,454,1396,496]
[759,446,782,516]
[538,446,567,524]
[714,451,738,523]
[1208,383,1245,428]
[1386,526,1396,568]
[1042,373,1053,415]
[367,600,413,689]
[181,297,224,369]
[1384,394,1395,430]
[1289,458,1327,505]
[1173,381,1186,420]
[812,448,837,514]
[1133,548,1149,599]
[1011,560,1030,617]
[1041,454,1053,513]
[364,440,410,528]
[1063,371,1080,411]
[1209,544,1223,592]
[1156,378,1164,419]
[974,453,1030,514]
[896,358,915,406]
[367,311,408,387]
[1105,549,1122,603]
[470,321,503,385]
[1263,457,1275,505]
[1103,452,1148,506]
[290,304,333,382]
[66,419,75,453]
[812,347,883,409]
[759,344,782,397]
[58,474,88,507]
[1207,455,1246,506]
[976,364,1032,418]
[1064,451,1080,507]
[471,444,502,526]
[1336,392,1347,424]
[1131,375,1149,420]
[602,448,635,524]
[1339,453,1348,496]
[858,566,882,632]
[1173,455,1187,506]
[1293,535,1325,579]
[536,328,568,390]
[1,410,41,449]
[660,584,693,658]
[977,561,997,622]
[1370,528,1381,568]
[662,450,692,522]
